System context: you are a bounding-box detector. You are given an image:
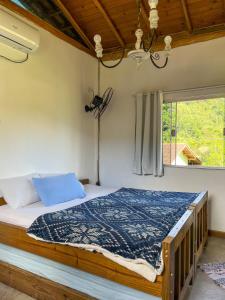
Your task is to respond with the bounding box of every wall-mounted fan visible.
[85,87,114,186]
[85,87,113,118]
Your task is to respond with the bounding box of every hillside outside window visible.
[162,98,225,168]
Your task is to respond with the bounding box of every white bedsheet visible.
[0,184,117,228]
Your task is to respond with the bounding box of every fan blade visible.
[98,88,113,116]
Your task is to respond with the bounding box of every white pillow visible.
[0,173,41,209]
[39,173,62,178]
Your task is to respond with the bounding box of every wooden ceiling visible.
[57,0,225,59]
[3,0,225,59]
[16,0,84,43]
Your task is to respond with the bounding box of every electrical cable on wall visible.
[97,60,101,186]
[85,60,114,186]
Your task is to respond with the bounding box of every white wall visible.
[100,37,225,231]
[0,10,97,181]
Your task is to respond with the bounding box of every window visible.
[162,97,225,168]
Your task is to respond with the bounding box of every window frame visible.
[162,87,225,170]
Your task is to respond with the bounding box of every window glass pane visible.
[163,102,177,165]
[162,103,171,144]
[163,98,225,168]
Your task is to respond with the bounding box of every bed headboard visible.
[0,178,90,207]
[80,178,90,185]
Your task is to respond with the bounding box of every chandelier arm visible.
[150,54,168,69]
[99,48,125,69]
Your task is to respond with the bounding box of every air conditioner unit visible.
[0,9,40,53]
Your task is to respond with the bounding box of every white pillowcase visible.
[39,173,62,178]
[0,173,41,209]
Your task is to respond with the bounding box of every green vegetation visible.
[162,98,225,167]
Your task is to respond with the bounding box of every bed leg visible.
[162,237,175,300]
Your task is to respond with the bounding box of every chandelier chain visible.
[136,0,142,28]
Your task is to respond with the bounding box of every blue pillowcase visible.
[32,173,86,206]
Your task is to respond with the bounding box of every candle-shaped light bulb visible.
[164,35,172,57]
[149,0,159,29]
[135,29,143,50]
[94,34,103,58]
[148,0,158,9]
[94,34,101,44]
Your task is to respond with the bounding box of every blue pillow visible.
[32,173,86,206]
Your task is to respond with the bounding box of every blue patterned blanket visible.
[27,188,198,277]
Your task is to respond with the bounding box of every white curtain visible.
[133,91,163,176]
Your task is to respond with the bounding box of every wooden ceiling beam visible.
[53,0,95,51]
[61,24,73,31]
[49,10,61,17]
[92,0,125,48]
[180,0,193,33]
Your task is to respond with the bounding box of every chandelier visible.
[93,0,172,69]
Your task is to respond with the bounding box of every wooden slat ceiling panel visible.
[11,0,225,58]
[144,0,186,34]
[18,0,85,43]
[62,0,119,48]
[187,0,225,29]
[100,0,137,44]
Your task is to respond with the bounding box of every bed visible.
[0,179,208,300]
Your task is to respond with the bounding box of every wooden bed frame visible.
[0,180,208,300]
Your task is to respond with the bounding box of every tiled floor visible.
[186,237,225,300]
[0,282,33,300]
[0,237,225,300]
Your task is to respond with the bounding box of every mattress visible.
[0,184,198,283]
[0,184,117,228]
